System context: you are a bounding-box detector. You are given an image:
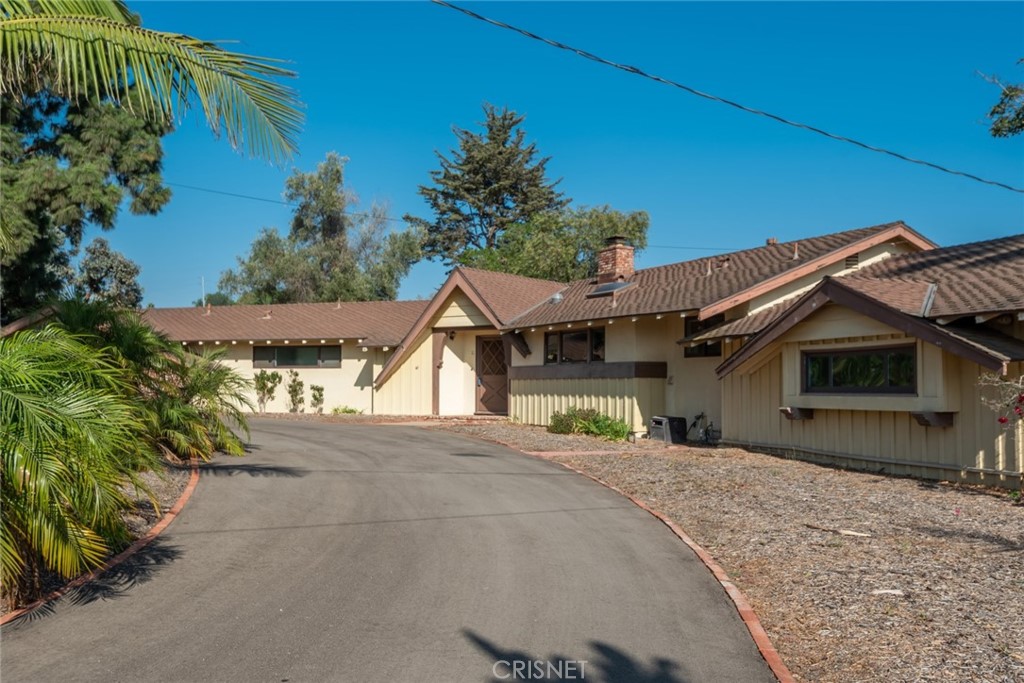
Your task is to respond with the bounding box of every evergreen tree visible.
[220,153,423,304]
[75,238,144,309]
[405,104,569,266]
[0,91,170,322]
[461,206,650,283]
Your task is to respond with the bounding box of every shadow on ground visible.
[199,462,307,478]
[464,629,690,683]
[7,538,182,627]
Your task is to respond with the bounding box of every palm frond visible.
[1,12,303,162]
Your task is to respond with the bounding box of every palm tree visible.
[0,0,303,163]
[0,326,154,604]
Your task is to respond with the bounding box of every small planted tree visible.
[979,373,1024,428]
[286,370,305,413]
[310,385,325,414]
[254,370,283,413]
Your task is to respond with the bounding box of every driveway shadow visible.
[463,629,690,683]
[199,462,307,478]
[8,538,182,626]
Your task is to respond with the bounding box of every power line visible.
[164,181,407,224]
[432,0,1024,195]
[161,182,780,253]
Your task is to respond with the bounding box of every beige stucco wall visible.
[201,342,380,414]
[438,328,500,415]
[721,310,1024,487]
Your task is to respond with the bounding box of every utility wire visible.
[167,180,745,251]
[433,0,1024,195]
[166,181,408,223]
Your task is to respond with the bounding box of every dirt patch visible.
[434,422,1024,683]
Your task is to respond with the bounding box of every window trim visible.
[253,345,342,369]
[801,344,917,395]
[543,327,605,365]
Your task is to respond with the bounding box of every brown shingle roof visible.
[686,303,791,343]
[457,268,565,325]
[845,233,1024,318]
[507,221,932,329]
[143,300,430,346]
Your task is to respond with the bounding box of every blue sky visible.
[109,1,1023,307]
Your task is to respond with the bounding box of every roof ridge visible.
[455,266,564,287]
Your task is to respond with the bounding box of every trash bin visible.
[649,416,687,444]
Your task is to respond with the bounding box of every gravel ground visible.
[435,421,1024,683]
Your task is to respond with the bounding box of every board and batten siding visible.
[510,377,665,431]
[373,332,433,415]
[721,315,1024,487]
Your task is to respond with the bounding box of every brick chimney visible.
[597,236,635,284]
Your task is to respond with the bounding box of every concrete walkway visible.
[2,419,774,682]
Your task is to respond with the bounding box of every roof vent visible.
[261,309,272,319]
[549,292,564,304]
[766,237,778,246]
[844,253,860,269]
[792,241,801,260]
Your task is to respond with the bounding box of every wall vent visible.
[844,253,860,269]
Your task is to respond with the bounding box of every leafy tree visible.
[461,206,649,282]
[193,292,234,307]
[285,370,304,413]
[988,59,1024,137]
[0,0,303,323]
[310,384,325,414]
[254,370,283,413]
[220,153,423,304]
[74,238,143,308]
[1,91,169,322]
[0,0,302,163]
[405,103,569,266]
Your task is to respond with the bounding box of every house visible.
[143,268,564,416]
[143,300,429,414]
[502,221,935,433]
[710,234,1024,487]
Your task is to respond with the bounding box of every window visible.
[684,314,724,358]
[253,345,342,368]
[803,346,915,394]
[544,328,605,364]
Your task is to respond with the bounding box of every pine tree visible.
[405,104,570,266]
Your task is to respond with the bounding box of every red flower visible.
[998,416,1010,424]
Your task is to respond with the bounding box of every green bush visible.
[310,384,325,414]
[331,405,363,415]
[547,406,629,440]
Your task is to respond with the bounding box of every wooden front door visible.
[476,336,508,415]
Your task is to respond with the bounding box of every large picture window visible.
[544,328,605,364]
[253,345,342,368]
[802,346,916,394]
[684,314,724,358]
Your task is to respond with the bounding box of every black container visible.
[649,416,687,444]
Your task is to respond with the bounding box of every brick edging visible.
[547,458,794,683]
[1,463,201,625]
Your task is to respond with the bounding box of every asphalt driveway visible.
[2,419,774,682]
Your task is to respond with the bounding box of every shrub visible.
[547,406,629,440]
[310,385,325,414]
[285,370,304,413]
[254,370,282,413]
[331,405,362,415]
